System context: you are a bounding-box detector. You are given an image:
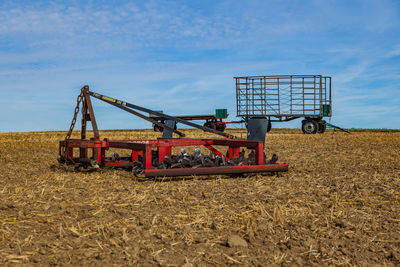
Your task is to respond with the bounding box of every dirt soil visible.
[0,129,399,266]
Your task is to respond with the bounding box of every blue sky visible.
[0,0,399,132]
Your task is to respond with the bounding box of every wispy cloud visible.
[0,0,399,132]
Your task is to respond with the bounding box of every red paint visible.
[59,137,287,177]
[144,164,288,178]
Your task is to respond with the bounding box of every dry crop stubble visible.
[0,129,399,265]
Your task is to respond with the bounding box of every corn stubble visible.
[0,129,399,265]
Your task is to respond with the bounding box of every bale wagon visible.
[235,75,333,134]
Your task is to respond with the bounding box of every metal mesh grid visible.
[235,75,331,118]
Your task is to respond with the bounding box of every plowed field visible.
[0,129,399,266]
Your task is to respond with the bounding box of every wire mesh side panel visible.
[236,77,270,117]
[321,76,332,106]
[235,75,331,118]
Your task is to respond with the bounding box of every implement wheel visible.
[302,120,318,134]
[216,123,226,132]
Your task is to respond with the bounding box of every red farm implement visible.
[58,86,288,178]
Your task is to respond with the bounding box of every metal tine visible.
[158,147,263,169]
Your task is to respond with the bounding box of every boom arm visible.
[88,90,237,139]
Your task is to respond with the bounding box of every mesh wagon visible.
[235,75,332,134]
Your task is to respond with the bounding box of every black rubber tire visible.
[318,120,326,133]
[302,120,318,134]
[204,122,216,130]
[154,122,176,132]
[153,124,163,132]
[216,124,226,132]
[267,120,272,133]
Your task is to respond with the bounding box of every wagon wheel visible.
[302,120,318,134]
[153,123,164,132]
[318,120,326,134]
[267,120,272,133]
[204,122,216,130]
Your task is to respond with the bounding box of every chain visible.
[62,91,84,156]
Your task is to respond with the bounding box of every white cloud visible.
[0,0,399,131]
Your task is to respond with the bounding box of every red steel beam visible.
[204,145,223,157]
[104,162,135,167]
